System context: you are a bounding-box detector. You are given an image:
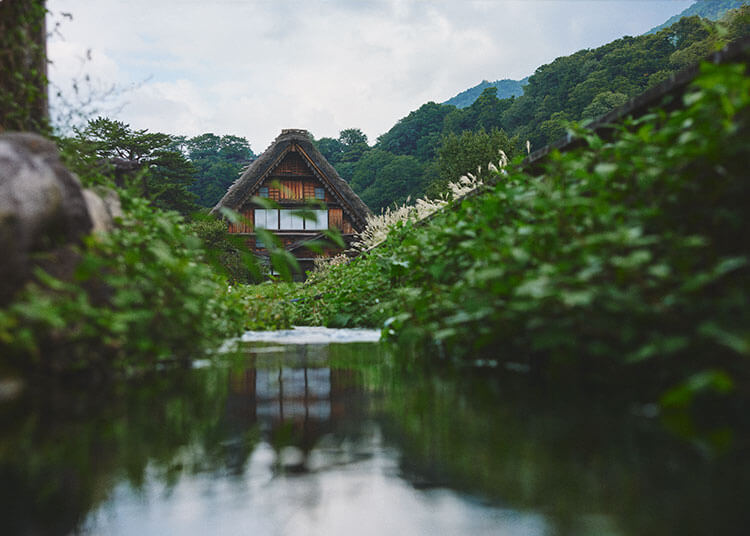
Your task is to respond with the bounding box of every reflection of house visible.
[226,356,362,454]
[210,129,372,277]
[255,368,332,425]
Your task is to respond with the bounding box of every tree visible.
[339,128,368,147]
[539,111,572,142]
[376,102,453,159]
[326,8,749,211]
[350,149,396,194]
[0,0,49,133]
[359,155,425,212]
[186,133,254,208]
[314,136,345,166]
[581,92,628,120]
[78,117,172,163]
[338,128,370,163]
[70,117,199,215]
[437,128,516,186]
[148,149,199,215]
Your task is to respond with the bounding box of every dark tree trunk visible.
[0,0,49,134]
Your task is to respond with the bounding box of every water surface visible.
[1,328,748,535]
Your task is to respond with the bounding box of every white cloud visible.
[46,0,694,149]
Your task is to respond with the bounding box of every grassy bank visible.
[282,61,750,402]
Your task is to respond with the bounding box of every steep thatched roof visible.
[210,129,372,231]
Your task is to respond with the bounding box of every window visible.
[314,187,325,200]
[258,186,269,198]
[279,209,305,230]
[305,209,329,230]
[254,209,278,230]
[255,208,327,231]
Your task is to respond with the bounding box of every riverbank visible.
[261,60,750,408]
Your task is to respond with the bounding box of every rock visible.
[83,187,122,233]
[0,132,93,304]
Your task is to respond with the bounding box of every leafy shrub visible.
[232,282,296,331]
[188,216,265,284]
[290,61,750,399]
[0,191,248,375]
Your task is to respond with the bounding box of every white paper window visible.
[305,209,329,230]
[254,209,278,230]
[280,209,305,230]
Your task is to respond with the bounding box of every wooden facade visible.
[212,129,372,279]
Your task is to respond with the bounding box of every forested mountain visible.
[443,78,527,109]
[646,0,747,34]
[444,1,746,111]
[315,6,749,214]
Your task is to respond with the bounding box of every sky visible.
[46,0,694,152]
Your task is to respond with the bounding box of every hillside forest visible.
[315,4,749,213]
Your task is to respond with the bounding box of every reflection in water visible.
[1,332,748,535]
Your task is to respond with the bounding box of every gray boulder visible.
[0,132,93,304]
[83,187,122,234]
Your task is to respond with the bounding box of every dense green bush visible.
[290,61,750,399]
[188,216,264,284]
[0,191,248,375]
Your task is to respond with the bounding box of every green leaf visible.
[661,370,734,409]
[250,196,280,210]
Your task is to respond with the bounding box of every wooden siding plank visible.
[304,182,315,199]
[280,180,304,200]
[228,210,253,233]
[329,207,343,230]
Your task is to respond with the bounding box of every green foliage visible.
[341,97,516,212]
[313,128,370,183]
[0,0,49,134]
[281,249,401,329]
[184,133,255,207]
[581,91,629,120]
[232,282,296,330]
[437,127,516,186]
[314,135,346,165]
[356,154,426,211]
[646,0,748,35]
[63,117,200,215]
[376,102,454,160]
[442,86,514,136]
[188,216,263,284]
[289,61,750,401]
[506,17,710,148]
[333,9,748,215]
[0,191,249,374]
[337,128,369,162]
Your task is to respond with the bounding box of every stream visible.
[1,327,748,535]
